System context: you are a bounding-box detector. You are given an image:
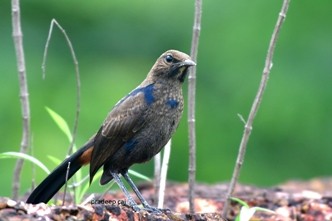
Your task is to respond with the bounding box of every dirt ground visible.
[1,177,332,220]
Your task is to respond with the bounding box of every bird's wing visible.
[89,86,150,181]
[101,93,147,139]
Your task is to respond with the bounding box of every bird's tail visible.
[26,140,94,204]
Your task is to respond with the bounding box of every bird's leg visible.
[122,172,162,213]
[110,172,140,212]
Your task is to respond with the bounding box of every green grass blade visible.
[45,106,73,143]
[128,169,151,182]
[47,155,62,166]
[0,152,50,174]
[253,207,275,214]
[231,197,249,208]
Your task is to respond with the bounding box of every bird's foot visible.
[130,204,142,212]
[142,204,164,214]
[126,201,168,214]
[126,203,159,213]
[123,199,141,212]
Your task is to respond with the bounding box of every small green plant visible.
[46,106,85,203]
[231,197,275,221]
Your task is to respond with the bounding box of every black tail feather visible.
[26,142,93,204]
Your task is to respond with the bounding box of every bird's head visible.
[148,50,196,83]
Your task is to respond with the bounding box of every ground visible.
[1,177,332,220]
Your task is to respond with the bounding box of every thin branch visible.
[42,19,81,155]
[11,0,31,200]
[62,162,71,206]
[222,0,291,216]
[188,0,202,214]
[157,140,171,208]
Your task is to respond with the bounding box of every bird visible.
[26,49,196,212]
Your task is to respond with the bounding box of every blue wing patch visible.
[124,138,138,152]
[166,99,179,109]
[116,84,155,106]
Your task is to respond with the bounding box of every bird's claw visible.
[127,204,161,213]
[142,205,163,214]
[130,204,142,212]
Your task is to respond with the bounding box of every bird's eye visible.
[165,55,174,63]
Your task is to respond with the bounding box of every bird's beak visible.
[181,59,196,67]
[175,59,196,83]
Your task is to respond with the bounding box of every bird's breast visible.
[144,84,184,138]
[150,87,184,117]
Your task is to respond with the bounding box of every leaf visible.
[0,152,50,174]
[231,197,275,221]
[253,207,275,214]
[128,169,151,182]
[239,206,275,221]
[45,106,73,143]
[239,206,257,221]
[47,155,62,165]
[231,197,249,208]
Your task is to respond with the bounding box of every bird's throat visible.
[178,67,189,83]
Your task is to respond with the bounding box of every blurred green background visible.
[1,0,331,198]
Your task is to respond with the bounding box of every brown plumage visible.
[27,50,196,212]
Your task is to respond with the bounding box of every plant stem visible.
[42,19,81,155]
[11,0,31,200]
[222,0,291,217]
[188,0,202,214]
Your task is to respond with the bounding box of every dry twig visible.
[42,19,81,204]
[222,0,291,216]
[188,0,202,214]
[42,19,81,155]
[11,0,31,200]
